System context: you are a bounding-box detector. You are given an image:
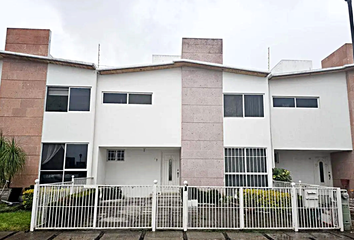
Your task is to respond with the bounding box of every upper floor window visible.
[103,92,152,105]
[273,97,318,108]
[224,94,264,117]
[46,87,91,112]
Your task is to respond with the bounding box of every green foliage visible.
[0,210,31,231]
[0,133,26,186]
[244,188,291,208]
[22,189,34,210]
[272,168,292,182]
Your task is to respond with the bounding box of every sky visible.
[0,0,351,70]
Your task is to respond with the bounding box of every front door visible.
[314,157,332,186]
[162,152,180,185]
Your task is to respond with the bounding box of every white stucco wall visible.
[104,148,163,185]
[95,68,181,147]
[275,150,333,186]
[271,60,312,74]
[223,72,272,148]
[270,72,352,150]
[42,64,97,176]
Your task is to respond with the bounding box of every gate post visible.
[183,181,188,231]
[151,180,158,232]
[92,185,99,228]
[291,182,299,232]
[30,179,40,231]
[336,188,344,232]
[239,187,244,229]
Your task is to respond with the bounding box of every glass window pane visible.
[319,162,325,183]
[116,150,124,161]
[225,174,246,187]
[103,93,127,104]
[46,87,69,112]
[247,175,268,187]
[296,98,318,108]
[224,95,243,117]
[64,171,87,182]
[129,94,152,104]
[69,88,91,111]
[273,97,295,107]
[244,95,264,117]
[65,144,88,169]
[41,144,65,170]
[40,171,63,184]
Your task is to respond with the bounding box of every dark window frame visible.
[39,142,88,184]
[224,94,264,118]
[102,92,153,105]
[45,86,91,112]
[273,96,319,109]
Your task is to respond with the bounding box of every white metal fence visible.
[30,180,344,232]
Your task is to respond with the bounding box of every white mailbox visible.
[303,188,319,208]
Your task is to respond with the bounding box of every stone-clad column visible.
[180,38,224,186]
[0,28,50,187]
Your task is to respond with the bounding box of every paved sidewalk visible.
[1,230,354,240]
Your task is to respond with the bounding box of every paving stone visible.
[5,231,57,240]
[285,232,315,239]
[0,232,14,239]
[226,231,266,239]
[145,231,183,240]
[100,231,141,240]
[53,231,101,240]
[340,231,354,239]
[187,231,225,240]
[265,233,293,240]
[309,232,345,239]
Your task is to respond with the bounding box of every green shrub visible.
[22,189,34,210]
[244,188,291,208]
[273,168,292,182]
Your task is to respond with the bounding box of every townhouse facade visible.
[0,28,354,190]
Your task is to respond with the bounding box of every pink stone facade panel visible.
[182,38,223,64]
[182,105,223,123]
[5,28,51,56]
[182,69,222,88]
[0,29,50,187]
[182,88,223,106]
[321,43,353,69]
[181,38,224,186]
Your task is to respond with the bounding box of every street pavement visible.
[1,230,354,240]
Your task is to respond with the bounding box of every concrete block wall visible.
[180,38,224,186]
[0,28,50,187]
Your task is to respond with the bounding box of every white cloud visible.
[0,0,351,70]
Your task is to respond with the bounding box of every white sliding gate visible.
[30,180,344,231]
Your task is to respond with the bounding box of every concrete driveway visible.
[1,230,354,240]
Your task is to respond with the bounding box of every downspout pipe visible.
[345,0,354,60]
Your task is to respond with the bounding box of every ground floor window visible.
[225,148,268,187]
[40,143,88,184]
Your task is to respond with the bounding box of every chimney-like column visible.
[0,28,50,187]
[180,38,224,186]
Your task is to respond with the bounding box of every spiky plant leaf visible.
[0,137,26,185]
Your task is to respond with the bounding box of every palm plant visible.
[0,133,26,187]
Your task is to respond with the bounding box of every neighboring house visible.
[0,28,353,189]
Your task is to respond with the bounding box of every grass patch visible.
[0,210,31,231]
